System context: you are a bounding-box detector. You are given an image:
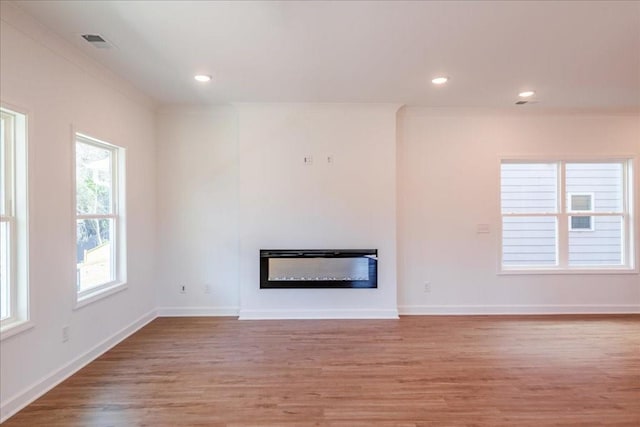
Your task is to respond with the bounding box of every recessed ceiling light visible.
[518,90,536,98]
[194,74,212,83]
[431,76,448,85]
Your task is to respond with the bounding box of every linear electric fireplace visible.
[260,249,378,289]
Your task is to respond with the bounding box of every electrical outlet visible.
[204,283,211,294]
[62,326,69,343]
[180,284,186,294]
[424,282,431,293]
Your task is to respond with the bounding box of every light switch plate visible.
[476,224,490,234]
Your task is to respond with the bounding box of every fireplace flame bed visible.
[260,249,378,289]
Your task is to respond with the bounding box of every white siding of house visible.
[566,163,623,266]
[501,163,557,266]
[502,216,557,266]
[501,163,557,213]
[566,163,623,212]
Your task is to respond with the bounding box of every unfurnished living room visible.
[0,0,639,425]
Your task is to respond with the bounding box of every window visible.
[568,193,594,231]
[75,133,125,303]
[501,160,635,271]
[1,106,29,335]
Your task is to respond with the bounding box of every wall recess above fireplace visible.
[260,249,378,289]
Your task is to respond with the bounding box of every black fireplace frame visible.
[260,249,378,289]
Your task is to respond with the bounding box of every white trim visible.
[504,212,623,217]
[398,305,640,315]
[76,132,121,151]
[558,162,568,265]
[73,132,127,304]
[0,104,30,335]
[238,308,399,320]
[625,158,637,269]
[0,319,34,341]
[157,306,240,317]
[499,154,638,163]
[498,267,638,275]
[76,214,118,220]
[74,281,128,310]
[0,309,157,424]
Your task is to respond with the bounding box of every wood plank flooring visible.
[4,315,640,426]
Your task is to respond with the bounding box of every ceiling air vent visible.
[81,34,113,49]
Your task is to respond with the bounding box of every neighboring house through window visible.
[501,160,635,271]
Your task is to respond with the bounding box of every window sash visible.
[76,214,117,220]
[76,216,118,296]
[75,135,118,216]
[0,109,17,326]
[0,216,15,323]
[1,111,15,217]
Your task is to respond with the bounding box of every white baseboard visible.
[0,309,157,424]
[157,306,239,317]
[238,308,399,320]
[398,304,640,315]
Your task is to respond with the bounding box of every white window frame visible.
[568,192,595,232]
[500,158,637,274]
[1,105,32,339]
[74,132,126,308]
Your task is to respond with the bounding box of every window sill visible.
[499,268,638,276]
[0,319,34,341]
[74,281,128,310]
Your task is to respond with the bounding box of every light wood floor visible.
[4,315,640,426]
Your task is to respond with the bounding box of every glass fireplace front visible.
[260,249,378,289]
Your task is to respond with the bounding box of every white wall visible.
[237,104,399,319]
[155,105,639,318]
[397,107,640,314]
[0,3,157,419]
[155,104,399,318]
[155,107,239,315]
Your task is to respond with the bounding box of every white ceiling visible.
[12,0,640,108]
